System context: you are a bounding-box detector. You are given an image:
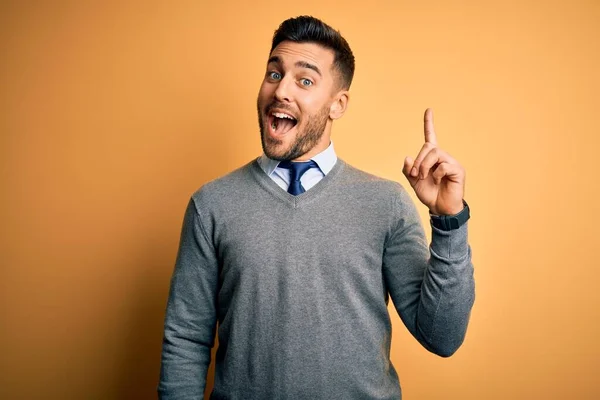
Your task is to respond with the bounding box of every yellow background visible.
[1,1,599,399]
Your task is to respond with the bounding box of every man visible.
[159,15,475,400]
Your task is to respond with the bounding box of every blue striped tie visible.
[277,160,318,195]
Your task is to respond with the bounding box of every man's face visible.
[257,41,343,161]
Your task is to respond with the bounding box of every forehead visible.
[269,41,335,72]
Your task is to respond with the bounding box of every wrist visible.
[429,201,464,216]
[430,200,470,231]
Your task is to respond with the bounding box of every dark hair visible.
[270,16,355,90]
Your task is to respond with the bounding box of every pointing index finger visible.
[424,108,438,146]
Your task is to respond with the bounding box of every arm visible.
[383,187,474,357]
[385,108,475,356]
[158,198,219,399]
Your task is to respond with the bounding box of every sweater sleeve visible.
[158,197,219,399]
[382,186,475,357]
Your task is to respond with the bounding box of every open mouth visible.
[267,111,298,136]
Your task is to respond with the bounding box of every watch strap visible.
[430,200,470,231]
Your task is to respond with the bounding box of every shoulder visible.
[189,159,258,212]
[336,160,421,230]
[339,160,411,200]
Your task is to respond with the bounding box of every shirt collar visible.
[258,141,338,177]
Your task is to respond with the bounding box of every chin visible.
[264,145,291,161]
[261,132,287,160]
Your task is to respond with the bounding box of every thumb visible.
[403,156,416,183]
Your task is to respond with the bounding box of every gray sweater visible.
[159,158,475,400]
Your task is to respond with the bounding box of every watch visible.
[430,200,470,231]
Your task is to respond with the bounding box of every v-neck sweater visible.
[159,158,475,400]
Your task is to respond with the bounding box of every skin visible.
[257,41,349,162]
[402,109,466,216]
[257,41,465,216]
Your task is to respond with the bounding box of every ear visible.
[329,90,350,120]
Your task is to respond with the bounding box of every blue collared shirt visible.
[257,142,338,192]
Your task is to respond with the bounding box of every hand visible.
[402,108,465,215]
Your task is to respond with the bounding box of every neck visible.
[292,124,332,161]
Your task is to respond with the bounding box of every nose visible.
[273,75,293,103]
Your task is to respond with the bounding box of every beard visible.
[257,99,330,161]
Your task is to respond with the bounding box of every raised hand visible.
[402,108,465,215]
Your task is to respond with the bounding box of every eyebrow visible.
[267,56,322,77]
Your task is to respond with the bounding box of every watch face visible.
[448,217,460,230]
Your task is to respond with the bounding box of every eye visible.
[268,71,282,80]
[300,78,313,87]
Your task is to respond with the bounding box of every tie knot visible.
[278,160,319,182]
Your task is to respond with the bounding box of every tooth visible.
[273,112,294,120]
